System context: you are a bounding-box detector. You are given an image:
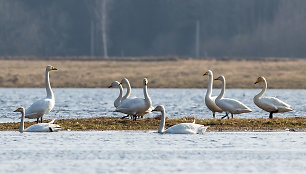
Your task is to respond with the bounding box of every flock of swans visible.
[12,66,293,134]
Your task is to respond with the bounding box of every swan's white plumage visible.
[25,121,61,132]
[215,75,252,116]
[203,70,223,117]
[115,78,152,118]
[153,105,208,134]
[14,107,61,133]
[25,98,55,118]
[25,65,57,122]
[254,76,293,114]
[164,123,208,134]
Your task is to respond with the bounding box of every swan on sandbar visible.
[254,76,293,119]
[115,78,152,121]
[14,107,61,133]
[120,77,154,119]
[25,65,57,123]
[203,70,223,118]
[108,81,123,108]
[214,76,252,118]
[152,105,208,134]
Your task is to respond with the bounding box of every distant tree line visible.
[0,0,305,58]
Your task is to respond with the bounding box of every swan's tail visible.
[49,119,56,124]
[198,126,209,134]
[49,124,61,132]
[193,119,196,124]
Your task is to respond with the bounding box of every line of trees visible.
[0,0,306,58]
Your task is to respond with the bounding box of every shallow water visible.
[0,131,305,174]
[0,88,305,122]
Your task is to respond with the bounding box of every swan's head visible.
[120,78,129,85]
[14,107,25,113]
[203,70,213,76]
[108,81,121,88]
[143,78,148,86]
[214,75,224,81]
[254,76,266,84]
[152,105,165,112]
[46,65,57,71]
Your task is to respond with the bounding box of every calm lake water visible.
[0,131,305,174]
[0,88,305,122]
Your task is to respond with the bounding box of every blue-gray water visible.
[0,131,305,174]
[0,88,305,122]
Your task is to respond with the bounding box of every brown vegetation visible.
[1,117,306,132]
[0,58,305,88]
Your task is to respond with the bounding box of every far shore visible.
[0,58,306,88]
[1,117,305,132]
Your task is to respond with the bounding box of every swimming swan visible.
[203,70,223,118]
[115,78,152,121]
[108,81,123,108]
[25,65,57,123]
[14,107,61,133]
[153,105,208,134]
[214,76,252,118]
[254,76,293,119]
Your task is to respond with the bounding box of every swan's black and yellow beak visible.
[14,108,21,112]
[254,79,259,84]
[51,66,57,70]
[214,77,219,80]
[203,72,208,76]
[108,84,112,88]
[152,107,158,111]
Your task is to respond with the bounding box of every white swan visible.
[254,76,293,119]
[214,76,252,118]
[25,65,57,123]
[203,70,223,118]
[120,77,154,119]
[115,78,152,121]
[108,81,123,108]
[14,107,61,133]
[152,105,208,134]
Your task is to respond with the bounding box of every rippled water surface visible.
[0,88,305,122]
[0,131,305,174]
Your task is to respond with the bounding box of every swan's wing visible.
[25,123,60,132]
[25,98,54,118]
[25,123,51,132]
[218,98,252,113]
[165,123,205,134]
[116,98,146,114]
[257,97,292,112]
[262,97,291,108]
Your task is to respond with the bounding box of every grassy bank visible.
[0,58,305,88]
[1,117,306,132]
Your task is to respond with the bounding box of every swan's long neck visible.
[45,70,54,99]
[255,79,267,99]
[143,84,152,106]
[206,75,213,97]
[19,110,25,133]
[158,109,166,133]
[114,85,123,107]
[122,81,131,100]
[216,78,226,100]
